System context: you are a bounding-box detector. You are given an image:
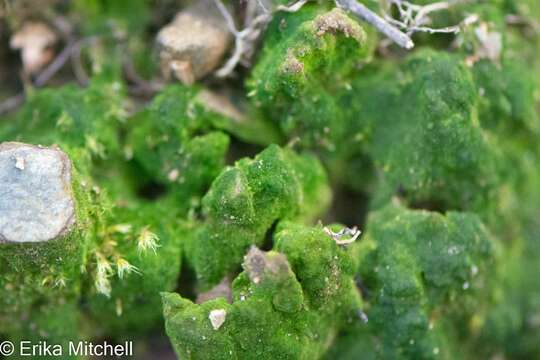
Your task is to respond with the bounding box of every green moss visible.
[0,80,191,342]
[353,203,500,359]
[0,79,125,157]
[125,84,285,212]
[72,0,150,36]
[274,222,361,315]
[0,162,99,358]
[126,85,229,194]
[164,222,363,360]
[183,144,331,288]
[472,59,538,134]
[248,6,375,152]
[1,1,540,358]
[344,51,498,213]
[0,79,118,345]
[82,195,183,338]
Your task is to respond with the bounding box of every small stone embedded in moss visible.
[163,222,364,359]
[0,142,75,243]
[196,276,233,304]
[209,309,227,330]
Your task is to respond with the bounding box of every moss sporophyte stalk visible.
[1,0,540,359]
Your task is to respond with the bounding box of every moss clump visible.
[1,1,540,359]
[248,6,375,152]
[344,51,498,213]
[183,144,331,288]
[353,203,499,359]
[126,85,231,209]
[0,79,123,352]
[163,222,362,360]
[0,78,231,343]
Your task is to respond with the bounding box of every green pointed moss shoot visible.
[183,144,331,288]
[163,222,363,360]
[84,196,184,338]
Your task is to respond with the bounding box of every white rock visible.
[209,309,227,330]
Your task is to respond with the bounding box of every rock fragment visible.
[208,309,227,330]
[10,21,57,75]
[0,142,75,243]
[243,245,290,284]
[156,0,232,84]
[196,275,233,304]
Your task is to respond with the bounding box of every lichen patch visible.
[313,8,364,42]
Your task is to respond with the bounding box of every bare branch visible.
[34,41,75,87]
[213,0,239,35]
[213,0,272,77]
[336,0,414,49]
[277,0,310,13]
[381,0,468,37]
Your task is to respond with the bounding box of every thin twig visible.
[214,0,272,77]
[255,0,270,14]
[382,0,466,36]
[34,40,75,87]
[277,0,310,13]
[0,36,99,115]
[213,0,239,35]
[336,0,414,49]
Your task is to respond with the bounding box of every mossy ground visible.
[1,1,540,359]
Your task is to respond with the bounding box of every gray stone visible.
[0,142,75,243]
